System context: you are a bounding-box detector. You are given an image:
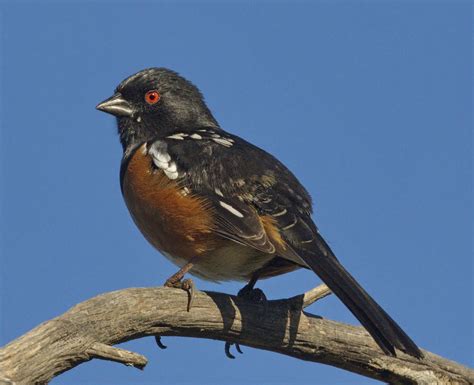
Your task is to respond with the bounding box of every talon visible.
[155,336,167,349]
[224,341,243,358]
[164,259,198,311]
[235,343,244,354]
[164,277,195,312]
[182,278,195,311]
[224,342,236,359]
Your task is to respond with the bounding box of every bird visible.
[96,67,423,359]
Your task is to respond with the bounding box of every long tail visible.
[297,233,423,358]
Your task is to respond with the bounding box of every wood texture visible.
[0,286,472,385]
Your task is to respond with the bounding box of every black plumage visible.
[97,67,423,358]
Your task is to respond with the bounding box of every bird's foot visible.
[164,277,195,312]
[224,341,244,359]
[237,286,267,303]
[224,285,268,359]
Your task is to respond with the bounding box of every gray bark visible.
[0,286,472,385]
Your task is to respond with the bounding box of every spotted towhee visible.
[96,68,422,358]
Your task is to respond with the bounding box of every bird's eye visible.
[145,90,160,105]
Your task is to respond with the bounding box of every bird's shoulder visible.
[122,127,313,215]
[120,127,319,256]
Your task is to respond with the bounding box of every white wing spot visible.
[282,217,298,230]
[164,164,179,180]
[166,162,177,173]
[215,188,224,197]
[167,133,188,140]
[273,208,287,217]
[155,151,171,163]
[219,201,244,218]
[212,137,234,147]
[190,133,202,139]
[153,159,168,169]
[149,141,179,180]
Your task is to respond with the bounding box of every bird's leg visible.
[156,259,197,350]
[237,274,267,303]
[164,258,197,312]
[225,273,267,359]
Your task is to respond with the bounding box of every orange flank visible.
[122,144,216,260]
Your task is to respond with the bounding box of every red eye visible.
[145,90,160,104]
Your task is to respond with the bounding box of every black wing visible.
[146,132,277,254]
[162,129,422,358]
[241,144,422,358]
[247,146,422,358]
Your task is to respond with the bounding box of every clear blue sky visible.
[1,2,472,384]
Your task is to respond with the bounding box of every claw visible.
[224,341,244,359]
[164,277,195,312]
[223,284,266,358]
[235,343,243,354]
[182,278,195,312]
[154,336,167,349]
[224,342,236,359]
[163,259,197,311]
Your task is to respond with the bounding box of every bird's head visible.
[96,68,219,151]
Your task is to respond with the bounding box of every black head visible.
[96,68,219,151]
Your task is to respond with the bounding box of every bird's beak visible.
[96,93,135,118]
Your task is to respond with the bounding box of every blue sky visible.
[1,2,472,384]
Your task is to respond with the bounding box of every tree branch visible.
[0,286,472,385]
[85,342,147,369]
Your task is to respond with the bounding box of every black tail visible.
[298,233,423,358]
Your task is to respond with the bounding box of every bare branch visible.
[0,287,472,385]
[287,283,332,308]
[85,342,147,369]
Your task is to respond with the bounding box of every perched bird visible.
[96,68,422,358]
